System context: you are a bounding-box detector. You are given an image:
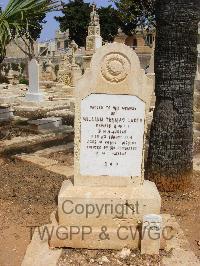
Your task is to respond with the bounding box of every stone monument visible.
[86,2,102,55]
[114,28,128,44]
[26,59,43,102]
[41,59,56,82]
[70,40,82,87]
[49,43,161,251]
[84,2,102,70]
[57,55,72,86]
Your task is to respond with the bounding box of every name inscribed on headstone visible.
[80,94,145,177]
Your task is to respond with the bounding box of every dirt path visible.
[0,154,199,265]
[161,171,200,259]
[0,157,66,266]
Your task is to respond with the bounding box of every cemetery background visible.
[0,0,200,265]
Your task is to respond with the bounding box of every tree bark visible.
[146,0,200,191]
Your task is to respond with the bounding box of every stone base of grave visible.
[49,179,161,250]
[25,92,44,102]
[0,106,14,122]
[0,96,17,104]
[28,117,62,131]
[21,215,199,266]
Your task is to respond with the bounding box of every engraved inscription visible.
[80,94,145,177]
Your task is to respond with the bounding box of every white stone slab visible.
[141,214,162,255]
[28,117,62,130]
[80,94,145,177]
[21,225,62,266]
[28,59,40,94]
[26,59,43,102]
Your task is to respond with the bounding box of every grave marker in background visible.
[26,59,43,102]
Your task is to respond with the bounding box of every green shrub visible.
[19,77,29,85]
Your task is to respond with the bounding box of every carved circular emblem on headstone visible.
[101,53,130,83]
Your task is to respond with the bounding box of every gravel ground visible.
[0,151,199,265]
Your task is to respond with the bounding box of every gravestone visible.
[49,43,161,250]
[25,59,43,102]
[141,214,162,255]
[41,59,56,82]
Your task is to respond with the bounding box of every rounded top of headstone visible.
[76,42,153,108]
[91,43,141,84]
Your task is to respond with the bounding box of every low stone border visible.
[21,216,199,266]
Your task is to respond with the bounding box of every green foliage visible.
[19,76,29,85]
[56,0,157,46]
[55,0,124,46]
[55,0,90,47]
[112,0,156,33]
[98,6,123,42]
[0,0,59,62]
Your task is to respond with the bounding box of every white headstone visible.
[48,43,161,251]
[75,43,154,187]
[26,59,43,102]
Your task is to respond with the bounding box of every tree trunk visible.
[146,0,200,191]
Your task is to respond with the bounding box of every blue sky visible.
[1,0,112,41]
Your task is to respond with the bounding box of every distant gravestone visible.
[49,43,161,251]
[28,117,62,131]
[26,59,43,102]
[148,49,155,74]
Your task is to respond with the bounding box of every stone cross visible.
[86,2,102,55]
[25,59,43,102]
[91,2,96,13]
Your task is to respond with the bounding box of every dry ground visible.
[0,150,199,265]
